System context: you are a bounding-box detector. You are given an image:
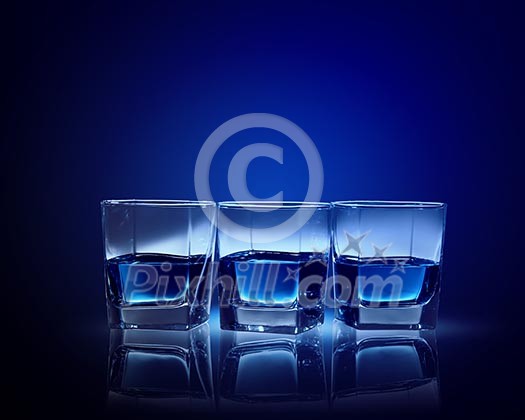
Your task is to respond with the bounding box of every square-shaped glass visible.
[333,201,446,329]
[102,200,216,329]
[217,201,331,334]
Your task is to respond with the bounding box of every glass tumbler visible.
[332,201,446,329]
[101,200,216,330]
[217,201,331,334]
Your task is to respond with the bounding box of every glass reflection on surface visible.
[331,320,440,413]
[106,324,213,414]
[218,327,328,411]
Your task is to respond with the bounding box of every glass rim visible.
[333,200,446,209]
[219,201,331,210]
[101,199,216,208]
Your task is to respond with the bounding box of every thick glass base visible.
[220,304,324,334]
[336,296,438,330]
[107,303,209,330]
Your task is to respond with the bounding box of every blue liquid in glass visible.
[219,251,327,307]
[334,256,439,306]
[106,254,205,305]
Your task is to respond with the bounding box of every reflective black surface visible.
[218,327,327,411]
[63,309,514,419]
[107,326,214,414]
[331,323,439,414]
[104,319,445,417]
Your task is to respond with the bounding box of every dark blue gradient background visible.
[4,1,523,418]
